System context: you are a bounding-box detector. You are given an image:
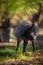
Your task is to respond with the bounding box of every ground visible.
[0,50,43,65]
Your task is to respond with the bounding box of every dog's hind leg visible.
[23,39,28,53]
[16,39,21,51]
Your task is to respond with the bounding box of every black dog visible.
[14,22,38,53]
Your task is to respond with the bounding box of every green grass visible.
[0,43,42,61]
[0,45,33,61]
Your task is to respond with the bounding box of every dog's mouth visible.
[30,32,38,40]
[34,36,37,40]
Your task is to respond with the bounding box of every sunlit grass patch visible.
[18,53,32,60]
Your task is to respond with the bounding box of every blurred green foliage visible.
[0,0,43,15]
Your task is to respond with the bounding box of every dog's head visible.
[30,23,38,40]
